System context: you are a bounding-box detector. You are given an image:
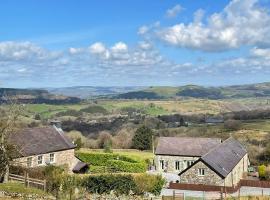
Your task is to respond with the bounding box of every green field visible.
[0,182,47,196]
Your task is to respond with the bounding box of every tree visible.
[132,125,153,150]
[74,138,83,150]
[0,100,23,182]
[224,119,242,131]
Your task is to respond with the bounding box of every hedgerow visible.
[76,152,146,173]
[82,174,165,196]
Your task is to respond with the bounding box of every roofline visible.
[178,158,226,179]
[18,146,76,158]
[155,153,202,157]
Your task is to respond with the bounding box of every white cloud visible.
[250,47,270,59]
[69,47,83,54]
[157,0,270,52]
[166,4,183,18]
[111,42,128,52]
[0,41,58,61]
[138,41,152,50]
[89,42,107,54]
[138,25,149,35]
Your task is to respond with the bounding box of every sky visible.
[0,0,270,88]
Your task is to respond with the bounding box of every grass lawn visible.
[78,148,154,162]
[0,182,47,195]
[241,120,270,132]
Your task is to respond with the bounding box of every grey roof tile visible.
[155,137,221,157]
[9,126,76,157]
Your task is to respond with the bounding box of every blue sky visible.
[0,0,270,88]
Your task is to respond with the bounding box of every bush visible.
[107,160,146,173]
[82,175,136,195]
[82,174,165,196]
[133,174,165,196]
[224,119,242,131]
[258,165,267,179]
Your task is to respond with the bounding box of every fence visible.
[169,179,270,194]
[8,173,46,191]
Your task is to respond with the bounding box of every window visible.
[27,157,32,167]
[175,161,180,170]
[198,168,205,176]
[160,160,164,170]
[37,155,43,165]
[49,153,55,163]
[187,160,195,167]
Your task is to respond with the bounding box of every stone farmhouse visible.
[155,137,249,186]
[155,137,222,173]
[179,137,249,187]
[9,125,88,173]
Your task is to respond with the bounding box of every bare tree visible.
[0,98,23,182]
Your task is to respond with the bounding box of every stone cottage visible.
[179,137,249,187]
[9,125,88,173]
[155,137,221,173]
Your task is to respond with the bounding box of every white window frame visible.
[37,155,43,165]
[49,153,55,163]
[27,157,32,167]
[198,168,205,176]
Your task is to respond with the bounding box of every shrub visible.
[258,165,267,179]
[133,174,165,196]
[82,174,165,196]
[107,160,146,173]
[224,119,242,131]
[82,175,136,195]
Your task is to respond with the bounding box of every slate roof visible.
[9,126,76,157]
[73,161,89,173]
[179,137,247,178]
[200,137,247,178]
[155,137,221,157]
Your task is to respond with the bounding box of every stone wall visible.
[179,161,224,186]
[0,191,55,200]
[14,149,78,173]
[179,153,249,187]
[155,155,200,173]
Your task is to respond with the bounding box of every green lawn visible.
[0,182,47,195]
[79,148,154,162]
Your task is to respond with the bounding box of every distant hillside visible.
[47,86,145,99]
[114,82,270,100]
[0,88,81,104]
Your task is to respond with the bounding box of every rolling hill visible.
[114,82,270,100]
[0,88,81,104]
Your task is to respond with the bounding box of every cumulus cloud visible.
[166,4,183,18]
[138,25,149,35]
[157,0,270,52]
[0,41,59,61]
[111,42,128,52]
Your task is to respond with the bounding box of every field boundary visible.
[8,173,46,191]
[169,179,270,193]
